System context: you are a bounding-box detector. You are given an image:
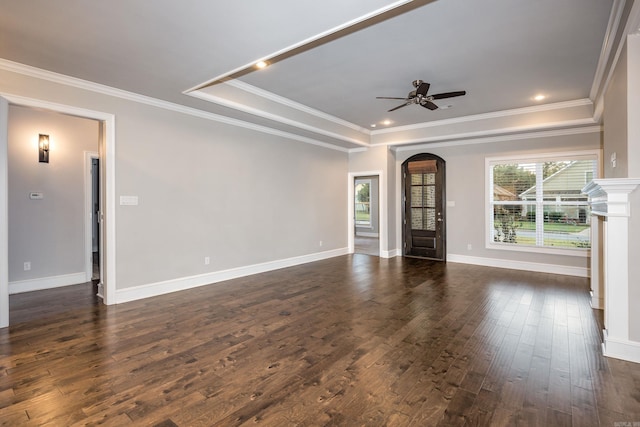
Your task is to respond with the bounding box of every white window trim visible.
[485,149,600,257]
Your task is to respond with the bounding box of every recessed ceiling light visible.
[255,60,268,69]
[370,124,377,128]
[382,119,392,126]
[534,94,546,101]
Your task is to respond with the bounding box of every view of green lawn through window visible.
[489,155,598,250]
[355,179,371,226]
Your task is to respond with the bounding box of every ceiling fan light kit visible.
[376,79,466,112]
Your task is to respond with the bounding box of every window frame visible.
[485,150,600,257]
[354,178,372,229]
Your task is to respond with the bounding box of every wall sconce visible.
[38,134,49,163]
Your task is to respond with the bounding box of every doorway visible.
[354,175,380,256]
[0,94,115,328]
[85,153,101,282]
[402,153,446,260]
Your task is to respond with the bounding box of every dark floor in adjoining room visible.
[8,280,101,326]
[1,255,639,426]
[354,235,380,256]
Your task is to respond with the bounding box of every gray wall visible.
[604,38,628,178]
[115,104,348,288]
[387,148,397,250]
[0,67,349,295]
[393,131,602,270]
[348,145,393,254]
[627,35,640,341]
[8,105,98,284]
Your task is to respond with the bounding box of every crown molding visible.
[223,80,369,134]
[390,123,602,152]
[0,58,606,155]
[593,0,640,122]
[371,99,593,135]
[590,0,626,101]
[187,88,369,148]
[0,58,353,152]
[627,0,640,35]
[348,147,370,154]
[185,0,421,92]
[0,58,177,111]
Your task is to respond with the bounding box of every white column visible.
[583,179,640,363]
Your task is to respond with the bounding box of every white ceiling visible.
[0,0,628,150]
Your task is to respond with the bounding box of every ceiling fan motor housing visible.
[376,79,466,112]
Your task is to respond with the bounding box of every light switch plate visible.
[120,195,139,206]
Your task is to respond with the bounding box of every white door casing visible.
[0,94,117,329]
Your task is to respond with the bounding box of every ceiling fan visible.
[376,80,466,112]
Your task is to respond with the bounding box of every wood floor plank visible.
[2,255,640,426]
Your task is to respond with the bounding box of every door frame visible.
[84,151,100,282]
[0,94,116,328]
[402,153,446,261]
[348,170,386,257]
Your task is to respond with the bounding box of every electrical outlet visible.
[319,241,323,247]
[467,244,472,251]
[24,261,31,271]
[204,257,210,265]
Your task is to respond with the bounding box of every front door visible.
[402,153,446,260]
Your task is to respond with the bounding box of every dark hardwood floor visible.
[1,255,639,426]
[354,236,380,256]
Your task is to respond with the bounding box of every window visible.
[355,178,371,227]
[486,151,599,255]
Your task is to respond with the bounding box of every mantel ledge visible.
[582,178,640,197]
[582,178,640,217]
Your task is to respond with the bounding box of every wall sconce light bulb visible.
[39,134,50,163]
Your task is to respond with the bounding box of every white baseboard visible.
[356,232,379,238]
[447,254,590,277]
[602,330,640,363]
[96,282,104,299]
[9,272,88,294]
[381,248,401,259]
[115,247,349,304]
[590,291,604,310]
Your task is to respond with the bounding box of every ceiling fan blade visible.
[388,102,412,112]
[431,90,466,100]
[376,96,409,100]
[415,82,430,96]
[422,100,439,110]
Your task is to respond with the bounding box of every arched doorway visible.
[402,153,446,261]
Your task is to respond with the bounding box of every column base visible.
[602,329,640,363]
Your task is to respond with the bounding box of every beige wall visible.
[349,145,394,254]
[1,67,348,296]
[115,104,348,288]
[393,131,602,269]
[628,35,640,177]
[627,35,640,341]
[630,189,640,341]
[604,39,629,178]
[8,106,98,287]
